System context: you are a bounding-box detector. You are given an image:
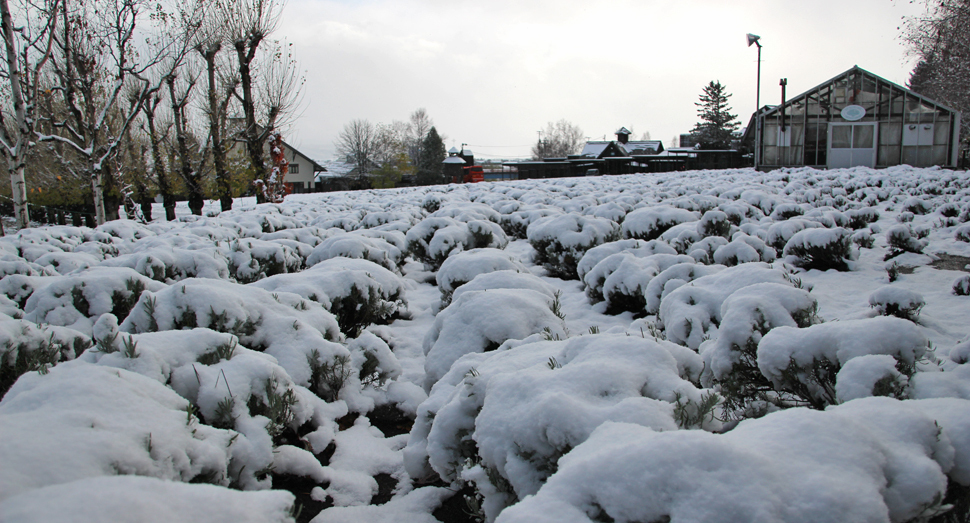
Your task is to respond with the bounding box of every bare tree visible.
[219,0,283,204]
[532,119,584,159]
[38,0,198,225]
[903,1,970,146]
[335,118,376,180]
[0,0,59,231]
[405,107,432,166]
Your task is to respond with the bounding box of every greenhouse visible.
[745,66,961,170]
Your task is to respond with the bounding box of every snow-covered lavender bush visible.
[954,275,970,296]
[955,223,970,243]
[306,233,403,272]
[699,282,819,418]
[495,397,966,523]
[659,264,794,349]
[406,217,508,271]
[421,288,567,390]
[498,208,560,240]
[436,249,529,307]
[765,218,820,252]
[527,214,620,279]
[226,238,303,283]
[886,224,928,256]
[406,334,715,520]
[254,257,408,338]
[868,286,925,322]
[845,206,880,229]
[696,210,733,238]
[782,227,854,271]
[0,315,91,397]
[120,278,345,387]
[17,267,166,335]
[757,317,927,409]
[583,252,693,314]
[621,206,699,241]
[575,239,676,285]
[98,247,231,282]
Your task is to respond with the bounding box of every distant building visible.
[227,119,327,193]
[742,66,961,170]
[505,128,665,179]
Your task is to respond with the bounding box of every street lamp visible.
[747,33,762,169]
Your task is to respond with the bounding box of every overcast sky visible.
[277,0,926,161]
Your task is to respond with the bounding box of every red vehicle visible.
[455,165,485,184]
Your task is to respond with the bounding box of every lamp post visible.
[747,33,762,170]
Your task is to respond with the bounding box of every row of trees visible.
[0,0,302,229]
[334,109,447,187]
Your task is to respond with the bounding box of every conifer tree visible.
[691,81,740,149]
[416,126,446,186]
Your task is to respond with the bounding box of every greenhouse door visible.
[828,123,877,168]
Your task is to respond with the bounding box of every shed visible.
[744,66,961,170]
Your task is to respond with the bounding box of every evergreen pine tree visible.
[416,126,446,186]
[691,81,740,149]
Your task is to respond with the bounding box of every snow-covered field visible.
[1,166,970,523]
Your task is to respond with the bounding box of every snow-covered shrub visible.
[851,229,875,249]
[0,257,56,278]
[699,282,819,418]
[834,354,909,402]
[954,274,970,296]
[0,363,239,498]
[955,223,970,243]
[31,251,99,275]
[19,268,166,335]
[306,233,403,272]
[583,252,693,314]
[499,209,560,240]
[421,289,567,390]
[782,227,854,271]
[845,206,880,229]
[255,257,407,338]
[886,224,928,256]
[686,236,728,263]
[621,206,698,241]
[903,196,933,215]
[527,214,620,279]
[696,209,733,238]
[765,218,820,251]
[659,264,794,349]
[405,217,496,271]
[436,249,529,307]
[406,334,714,520]
[0,316,91,398]
[757,317,927,409]
[768,202,804,220]
[120,279,345,387]
[451,271,559,305]
[869,286,925,322]
[711,237,760,266]
[98,248,231,282]
[643,262,722,315]
[226,238,302,283]
[575,239,676,284]
[496,397,964,523]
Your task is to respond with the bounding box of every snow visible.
[2,165,970,522]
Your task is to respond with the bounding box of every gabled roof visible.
[741,65,958,146]
[759,65,957,120]
[581,140,663,158]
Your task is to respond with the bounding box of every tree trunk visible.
[1,0,29,229]
[203,45,232,213]
[236,39,267,204]
[91,169,105,225]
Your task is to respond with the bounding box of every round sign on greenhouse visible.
[841,105,866,121]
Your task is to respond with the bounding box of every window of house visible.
[290,164,299,174]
